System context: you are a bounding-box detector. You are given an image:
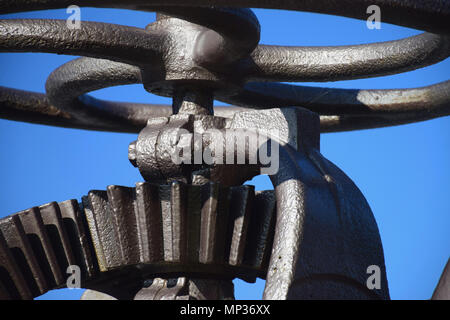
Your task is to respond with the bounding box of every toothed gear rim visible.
[0,181,275,300]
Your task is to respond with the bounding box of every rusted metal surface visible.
[0,1,447,300]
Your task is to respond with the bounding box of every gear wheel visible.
[0,181,275,300]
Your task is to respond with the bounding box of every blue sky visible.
[0,7,448,300]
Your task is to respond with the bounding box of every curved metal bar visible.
[0,7,260,64]
[0,0,448,35]
[0,8,260,68]
[5,81,448,134]
[217,81,450,131]
[45,57,256,122]
[1,1,448,133]
[0,86,247,132]
[319,113,450,133]
[2,19,447,85]
[0,19,164,66]
[12,49,450,133]
[227,108,389,299]
[220,81,450,114]
[0,86,166,132]
[0,86,79,128]
[245,33,450,82]
[45,57,142,120]
[265,144,389,299]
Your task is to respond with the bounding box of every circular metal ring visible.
[1,0,448,34]
[244,33,450,83]
[1,0,449,132]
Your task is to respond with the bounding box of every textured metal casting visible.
[128,112,261,186]
[229,108,389,299]
[1,1,449,132]
[0,1,448,300]
[0,183,276,299]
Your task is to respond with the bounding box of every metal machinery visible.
[0,1,449,300]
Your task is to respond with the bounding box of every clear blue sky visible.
[0,7,448,300]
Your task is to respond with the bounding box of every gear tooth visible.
[167,181,188,263]
[227,185,254,267]
[159,184,173,262]
[199,183,230,264]
[215,185,232,263]
[199,183,218,264]
[186,184,202,264]
[84,190,122,271]
[135,182,148,262]
[0,230,32,299]
[18,206,64,287]
[82,194,106,272]
[0,199,104,299]
[0,214,47,297]
[135,182,164,264]
[106,185,140,265]
[243,190,276,271]
[58,199,98,279]
[39,202,78,284]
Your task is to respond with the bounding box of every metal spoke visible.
[246,33,450,82]
[0,86,246,132]
[217,81,450,131]
[0,86,167,132]
[45,57,142,121]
